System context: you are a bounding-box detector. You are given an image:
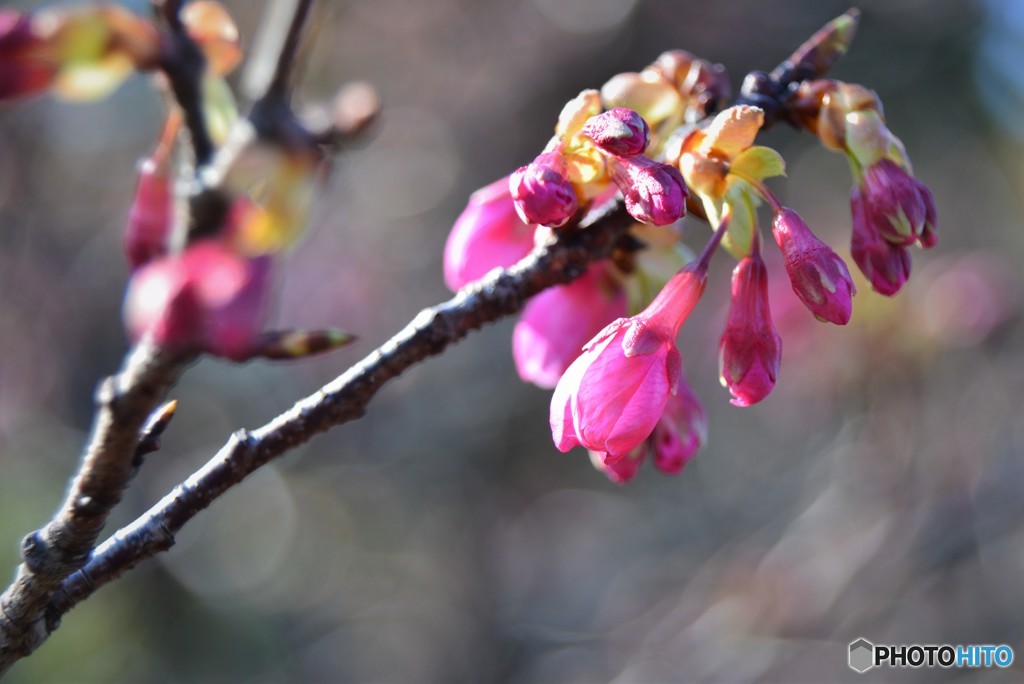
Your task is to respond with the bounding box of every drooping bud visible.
[607,155,688,226]
[771,208,855,324]
[550,259,707,457]
[580,107,650,157]
[851,188,911,296]
[859,159,935,247]
[444,177,537,291]
[509,151,579,227]
[125,112,180,270]
[124,240,272,361]
[651,375,707,474]
[719,251,782,406]
[513,262,626,389]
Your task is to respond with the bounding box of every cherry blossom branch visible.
[0,345,193,673]
[45,203,636,625]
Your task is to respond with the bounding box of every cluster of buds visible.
[442,11,937,483]
[510,92,688,228]
[791,80,937,295]
[1,2,359,363]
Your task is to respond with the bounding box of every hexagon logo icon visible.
[849,638,875,673]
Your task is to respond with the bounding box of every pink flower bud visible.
[859,159,936,247]
[513,263,626,389]
[0,12,54,101]
[589,445,647,485]
[851,187,912,296]
[651,376,707,474]
[607,155,688,226]
[443,177,537,291]
[719,252,782,407]
[125,158,174,269]
[124,240,272,360]
[509,152,578,227]
[580,107,650,157]
[771,208,855,324]
[550,261,707,457]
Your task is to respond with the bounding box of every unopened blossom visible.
[125,113,180,270]
[607,155,688,226]
[771,207,855,324]
[444,176,537,291]
[580,107,650,157]
[589,445,647,485]
[859,159,936,247]
[551,260,708,458]
[513,263,626,389]
[851,189,912,296]
[719,250,781,406]
[510,151,579,227]
[124,240,272,360]
[791,79,937,292]
[651,375,707,474]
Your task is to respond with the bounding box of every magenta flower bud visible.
[509,152,578,227]
[771,207,855,325]
[607,155,688,226]
[550,260,707,458]
[125,157,174,270]
[443,176,537,291]
[859,159,935,247]
[719,252,782,407]
[651,376,707,475]
[851,187,912,296]
[125,240,272,360]
[589,445,647,485]
[0,12,55,101]
[580,107,650,157]
[513,263,626,389]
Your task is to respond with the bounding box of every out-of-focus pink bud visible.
[513,263,626,389]
[509,151,578,227]
[125,113,180,270]
[771,207,855,324]
[550,260,707,457]
[580,107,650,157]
[443,177,537,291]
[851,187,912,296]
[125,158,174,269]
[651,376,707,474]
[719,252,782,407]
[859,159,935,247]
[589,445,647,485]
[0,12,54,101]
[607,155,688,226]
[124,240,272,361]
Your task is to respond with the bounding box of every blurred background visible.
[1,0,1023,681]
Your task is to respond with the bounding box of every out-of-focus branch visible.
[47,203,636,623]
[0,345,192,675]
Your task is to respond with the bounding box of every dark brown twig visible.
[46,203,636,625]
[0,345,192,674]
